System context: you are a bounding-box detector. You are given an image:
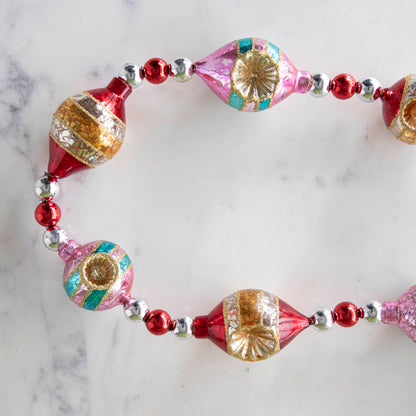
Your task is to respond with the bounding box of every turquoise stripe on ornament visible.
[119,254,131,274]
[94,241,116,254]
[82,289,108,310]
[267,42,280,63]
[64,271,80,298]
[238,38,253,54]
[258,99,270,111]
[228,93,244,110]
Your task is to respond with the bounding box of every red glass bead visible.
[145,309,171,335]
[331,74,356,100]
[334,302,360,327]
[143,58,169,84]
[35,201,61,227]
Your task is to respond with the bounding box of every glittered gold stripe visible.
[54,98,122,158]
[275,296,280,353]
[238,289,262,326]
[70,281,82,301]
[72,93,126,140]
[50,117,108,167]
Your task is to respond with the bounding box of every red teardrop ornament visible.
[48,77,131,178]
[193,289,309,361]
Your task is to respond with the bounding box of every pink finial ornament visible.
[382,285,416,342]
[195,37,312,112]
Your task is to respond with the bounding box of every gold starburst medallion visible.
[231,50,279,100]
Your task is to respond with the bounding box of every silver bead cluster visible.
[362,300,382,324]
[34,174,59,200]
[34,174,68,251]
[173,316,193,339]
[43,227,68,251]
[123,298,194,340]
[170,57,194,82]
[312,308,334,331]
[309,73,331,97]
[310,73,382,102]
[119,63,143,89]
[124,298,149,322]
[358,78,381,102]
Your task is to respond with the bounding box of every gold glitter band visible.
[224,289,280,361]
[54,98,122,158]
[50,117,108,167]
[73,92,126,139]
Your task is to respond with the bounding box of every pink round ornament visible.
[59,240,134,311]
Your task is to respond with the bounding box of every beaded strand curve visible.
[34,37,416,362]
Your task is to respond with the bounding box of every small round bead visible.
[363,300,382,324]
[143,58,169,84]
[145,309,171,335]
[124,298,149,322]
[170,57,194,82]
[358,78,381,102]
[331,73,356,99]
[333,302,360,327]
[312,308,334,331]
[173,316,193,340]
[35,201,61,227]
[34,174,59,200]
[118,63,143,89]
[309,73,331,97]
[43,227,68,251]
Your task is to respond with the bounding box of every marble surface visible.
[1,0,416,415]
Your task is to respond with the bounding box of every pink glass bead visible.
[61,240,134,311]
[381,285,416,342]
[195,37,312,112]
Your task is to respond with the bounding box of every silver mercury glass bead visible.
[124,298,149,322]
[34,174,59,200]
[312,308,334,331]
[309,73,331,97]
[43,227,68,251]
[170,57,194,82]
[173,316,193,340]
[118,63,143,89]
[358,78,381,102]
[362,300,382,324]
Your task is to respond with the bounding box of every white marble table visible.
[1,1,415,415]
